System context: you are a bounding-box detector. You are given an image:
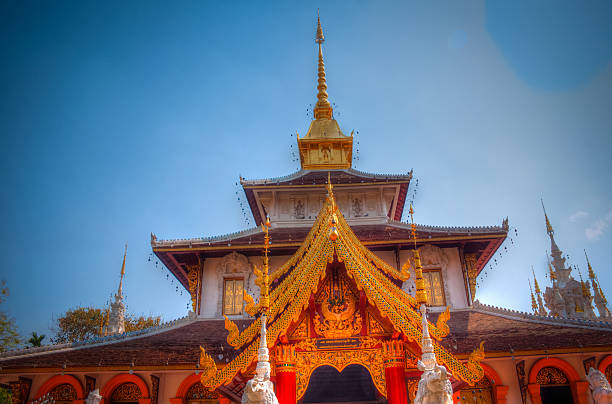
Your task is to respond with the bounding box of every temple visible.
[1,15,612,404]
[528,203,610,321]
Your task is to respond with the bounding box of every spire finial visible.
[585,250,596,281]
[531,266,541,294]
[118,243,127,297]
[541,199,554,236]
[314,11,332,120]
[529,279,538,314]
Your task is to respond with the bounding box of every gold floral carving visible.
[290,316,309,339]
[367,313,386,336]
[465,253,478,301]
[295,348,386,400]
[111,383,142,401]
[50,383,77,401]
[314,275,362,338]
[536,367,569,385]
[186,382,218,400]
[407,379,419,402]
[187,263,202,313]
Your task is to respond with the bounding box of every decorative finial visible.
[409,204,427,305]
[118,243,127,297]
[529,279,538,314]
[314,11,332,120]
[585,250,596,281]
[531,266,540,294]
[541,199,554,236]
[577,266,591,299]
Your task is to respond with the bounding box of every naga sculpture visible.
[414,305,453,404]
[242,314,279,404]
[587,368,612,404]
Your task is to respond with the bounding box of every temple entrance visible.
[540,386,573,404]
[300,364,383,404]
[536,366,574,404]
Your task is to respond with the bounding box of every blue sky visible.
[1,0,611,340]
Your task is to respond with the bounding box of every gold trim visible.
[152,234,507,253]
[242,181,409,190]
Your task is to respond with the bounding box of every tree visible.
[28,331,45,347]
[52,306,161,344]
[0,281,21,352]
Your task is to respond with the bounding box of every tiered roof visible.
[197,184,488,388]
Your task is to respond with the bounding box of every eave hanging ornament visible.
[327,172,339,241]
[410,204,454,404]
[242,214,279,404]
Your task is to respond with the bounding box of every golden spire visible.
[117,243,127,297]
[531,266,541,294]
[585,250,596,281]
[541,199,554,236]
[410,204,427,305]
[314,11,332,120]
[577,267,591,299]
[548,258,557,282]
[529,279,538,314]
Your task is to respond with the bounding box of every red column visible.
[493,385,509,404]
[571,381,590,404]
[527,383,542,404]
[275,345,297,404]
[383,340,408,404]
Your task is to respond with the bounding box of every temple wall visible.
[2,352,610,402]
[199,243,471,319]
[258,186,398,225]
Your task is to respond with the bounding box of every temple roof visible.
[1,306,610,372]
[151,218,507,291]
[239,168,412,187]
[195,186,489,388]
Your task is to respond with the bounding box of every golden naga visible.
[224,315,240,348]
[253,265,263,288]
[199,346,217,385]
[434,306,451,338]
[243,290,257,316]
[466,341,486,381]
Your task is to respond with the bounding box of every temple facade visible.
[1,16,612,404]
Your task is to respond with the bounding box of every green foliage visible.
[28,331,45,347]
[125,314,161,332]
[52,306,104,344]
[0,385,12,403]
[0,281,21,352]
[52,306,161,344]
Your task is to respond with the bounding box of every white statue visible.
[414,305,453,404]
[587,368,612,404]
[242,315,279,404]
[85,388,102,404]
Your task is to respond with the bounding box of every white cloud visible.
[569,211,589,222]
[585,210,612,240]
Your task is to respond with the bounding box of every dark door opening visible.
[300,364,381,403]
[540,385,574,404]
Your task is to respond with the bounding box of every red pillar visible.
[275,344,297,404]
[383,340,408,404]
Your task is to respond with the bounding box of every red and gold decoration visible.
[382,340,408,404]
